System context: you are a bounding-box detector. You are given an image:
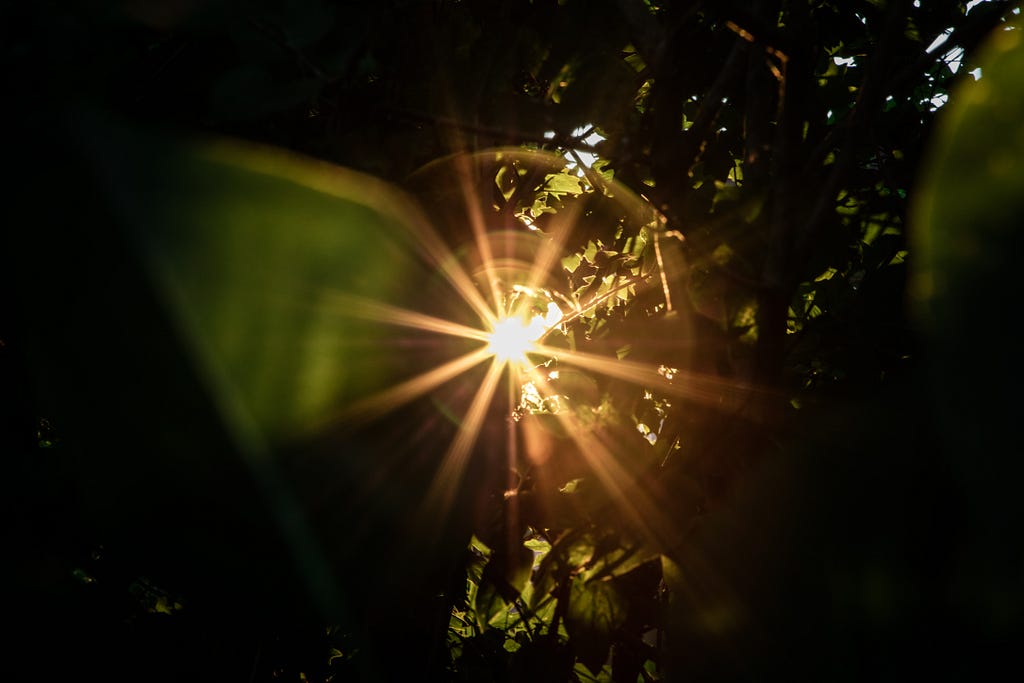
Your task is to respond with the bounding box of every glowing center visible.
[486,303,562,365]
[487,317,538,364]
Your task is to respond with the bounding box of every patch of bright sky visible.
[921,0,1001,108]
[844,1,998,76]
[928,0,1003,60]
[562,3,1008,144]
[835,1,999,111]
[545,126,606,175]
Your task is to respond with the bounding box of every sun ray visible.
[217,137,496,328]
[305,142,763,580]
[422,356,507,521]
[413,226,498,328]
[534,343,765,410]
[454,151,505,314]
[485,315,537,365]
[396,55,498,330]
[522,193,586,299]
[334,346,492,424]
[323,291,491,342]
[504,363,520,519]
[521,365,677,549]
[542,273,653,341]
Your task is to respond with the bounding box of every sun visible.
[328,148,749,539]
[485,301,564,367]
[486,316,536,365]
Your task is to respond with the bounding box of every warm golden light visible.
[485,302,562,366]
[322,148,759,548]
[486,316,537,364]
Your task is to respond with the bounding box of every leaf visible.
[14,111,464,624]
[545,171,585,195]
[911,19,1024,337]
[548,369,600,407]
[582,540,658,583]
[565,577,627,674]
[530,531,595,610]
[472,580,507,631]
[78,118,440,443]
[909,15,1024,581]
[482,542,536,601]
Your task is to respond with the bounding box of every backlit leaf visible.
[565,577,627,674]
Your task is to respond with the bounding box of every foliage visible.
[4,1,1023,682]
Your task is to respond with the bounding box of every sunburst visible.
[322,148,756,549]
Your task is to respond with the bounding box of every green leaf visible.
[472,580,507,631]
[565,577,627,674]
[483,542,536,600]
[84,124,439,444]
[909,16,1024,575]
[912,19,1024,336]
[545,171,585,195]
[582,540,658,582]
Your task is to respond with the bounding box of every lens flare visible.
[317,147,766,553]
[485,302,562,366]
[486,316,536,364]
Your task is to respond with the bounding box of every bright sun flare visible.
[485,302,563,365]
[331,148,753,540]
[486,316,537,364]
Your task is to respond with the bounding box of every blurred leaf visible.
[912,19,1024,337]
[909,15,1024,629]
[78,117,438,444]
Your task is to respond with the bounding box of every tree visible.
[4,1,1022,681]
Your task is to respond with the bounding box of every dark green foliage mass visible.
[3,1,1022,681]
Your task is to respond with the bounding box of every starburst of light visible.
[485,302,563,366]
[486,316,535,365]
[322,148,762,551]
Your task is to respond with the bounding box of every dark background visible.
[4,1,1022,681]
